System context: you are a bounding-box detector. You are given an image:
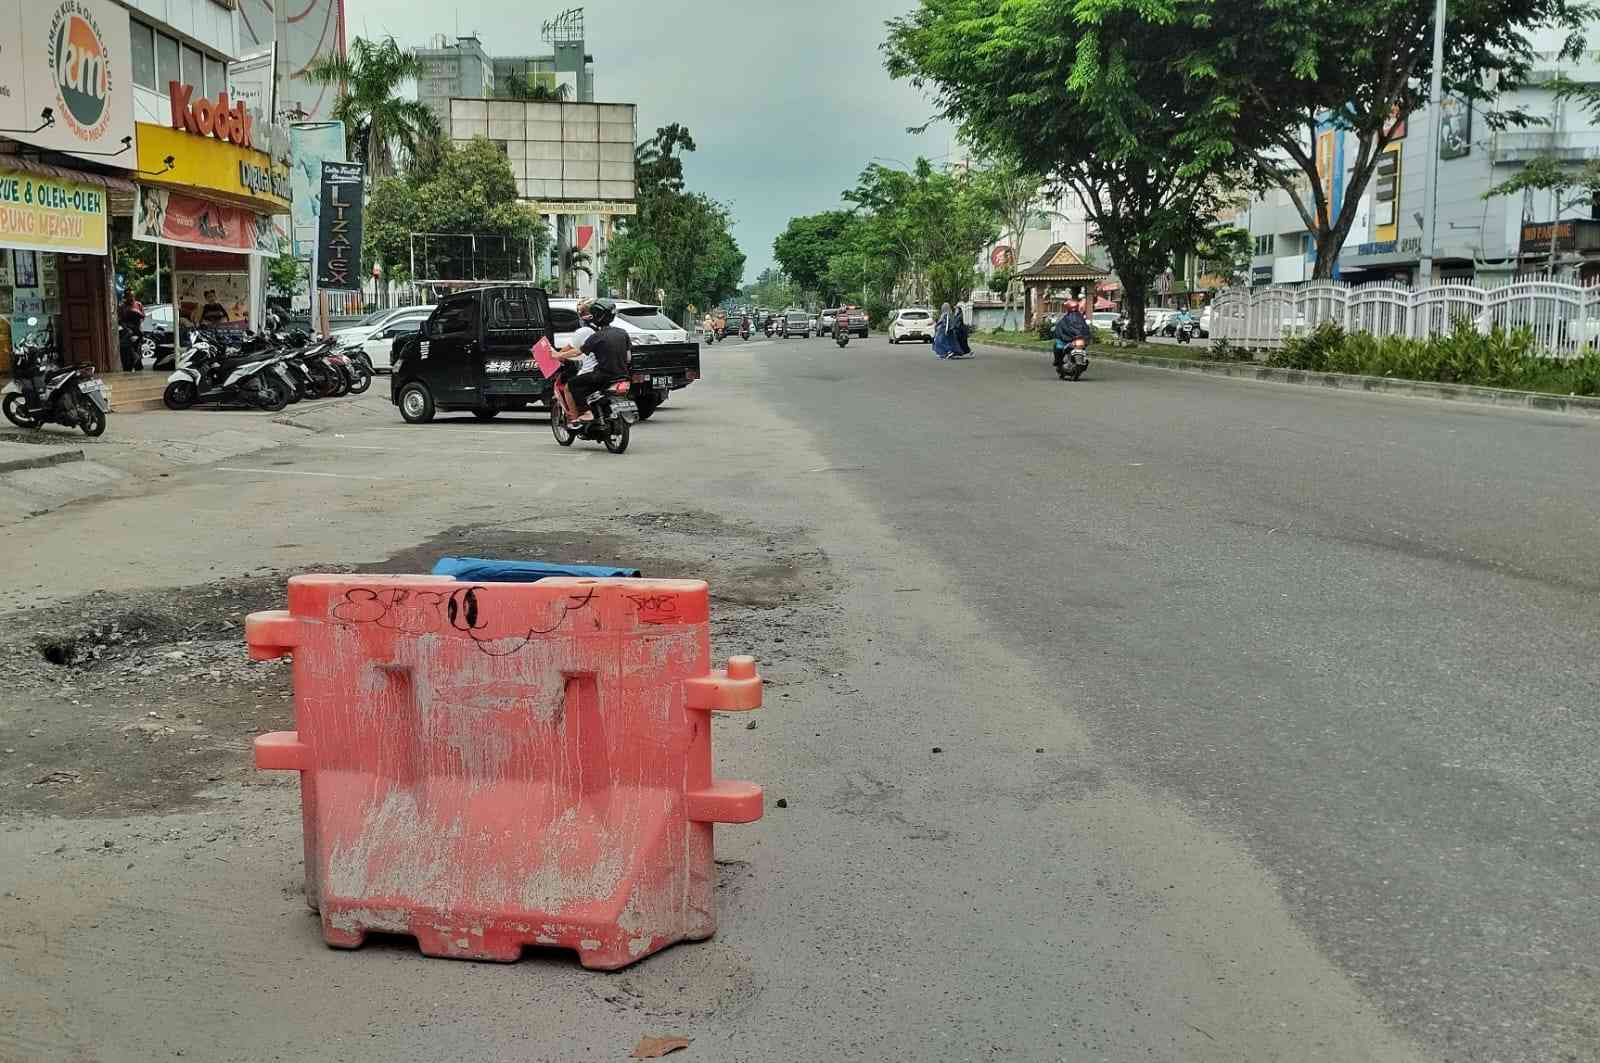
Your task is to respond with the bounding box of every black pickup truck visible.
[390,286,700,423]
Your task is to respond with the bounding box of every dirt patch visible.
[0,509,837,819]
[0,574,308,817]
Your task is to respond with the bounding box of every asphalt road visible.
[2,333,1595,1062]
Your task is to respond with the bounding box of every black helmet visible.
[589,297,617,327]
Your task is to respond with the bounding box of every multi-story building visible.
[415,32,596,136]
[1243,29,1600,287]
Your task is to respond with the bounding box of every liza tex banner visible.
[316,160,364,291]
[133,186,279,256]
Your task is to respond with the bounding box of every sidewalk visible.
[0,395,382,526]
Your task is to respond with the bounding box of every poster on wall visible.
[173,271,249,328]
[0,251,11,288]
[289,122,346,259]
[14,250,37,288]
[316,161,365,290]
[11,0,137,168]
[134,187,278,256]
[1440,95,1472,160]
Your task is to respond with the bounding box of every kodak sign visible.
[168,81,254,150]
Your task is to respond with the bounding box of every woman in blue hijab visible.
[933,302,955,358]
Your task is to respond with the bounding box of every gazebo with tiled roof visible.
[1016,242,1110,326]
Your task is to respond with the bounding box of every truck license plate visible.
[652,376,674,388]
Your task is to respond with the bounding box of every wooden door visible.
[60,255,111,372]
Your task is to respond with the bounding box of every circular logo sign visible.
[49,3,114,142]
[990,245,1015,269]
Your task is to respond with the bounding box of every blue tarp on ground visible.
[431,556,641,582]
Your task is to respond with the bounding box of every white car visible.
[331,305,435,370]
[1089,311,1119,334]
[888,307,935,343]
[547,298,690,346]
[1145,309,1176,336]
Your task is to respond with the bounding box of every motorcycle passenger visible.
[556,297,630,426]
[1052,300,1091,373]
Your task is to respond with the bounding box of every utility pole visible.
[1418,0,1447,288]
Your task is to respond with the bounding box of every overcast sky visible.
[344,0,953,282]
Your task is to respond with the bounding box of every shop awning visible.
[0,154,138,193]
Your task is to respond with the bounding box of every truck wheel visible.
[635,393,659,421]
[399,383,435,424]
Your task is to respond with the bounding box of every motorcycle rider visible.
[1052,299,1091,373]
[555,297,630,426]
[1172,305,1197,337]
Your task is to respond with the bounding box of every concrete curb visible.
[982,340,1600,419]
[0,448,84,475]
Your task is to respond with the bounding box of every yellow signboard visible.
[0,166,109,255]
[135,122,291,214]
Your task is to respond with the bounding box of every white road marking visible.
[299,443,516,455]
[216,467,390,480]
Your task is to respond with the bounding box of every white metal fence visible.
[1211,279,1600,358]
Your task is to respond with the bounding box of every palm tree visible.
[303,36,440,180]
[497,72,573,102]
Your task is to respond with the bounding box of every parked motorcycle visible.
[550,379,638,454]
[1056,336,1090,381]
[119,321,153,372]
[163,335,292,411]
[3,318,110,436]
[337,342,374,394]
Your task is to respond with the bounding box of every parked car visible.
[357,306,434,370]
[818,308,839,335]
[140,302,183,368]
[1199,306,1213,338]
[888,307,935,343]
[331,305,435,370]
[1089,311,1119,335]
[1145,309,1176,336]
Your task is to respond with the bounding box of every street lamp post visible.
[1418,0,1447,288]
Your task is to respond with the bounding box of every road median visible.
[980,336,1600,419]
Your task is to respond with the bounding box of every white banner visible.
[16,0,136,169]
[228,44,276,126]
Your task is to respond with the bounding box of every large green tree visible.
[303,36,440,180]
[844,159,999,309]
[364,137,548,283]
[605,125,745,320]
[773,211,859,302]
[1076,0,1592,277]
[886,0,1242,336]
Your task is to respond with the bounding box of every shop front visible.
[0,0,139,374]
[131,89,291,331]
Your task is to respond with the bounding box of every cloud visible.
[345,0,954,280]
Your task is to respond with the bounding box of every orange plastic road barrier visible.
[248,574,762,970]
